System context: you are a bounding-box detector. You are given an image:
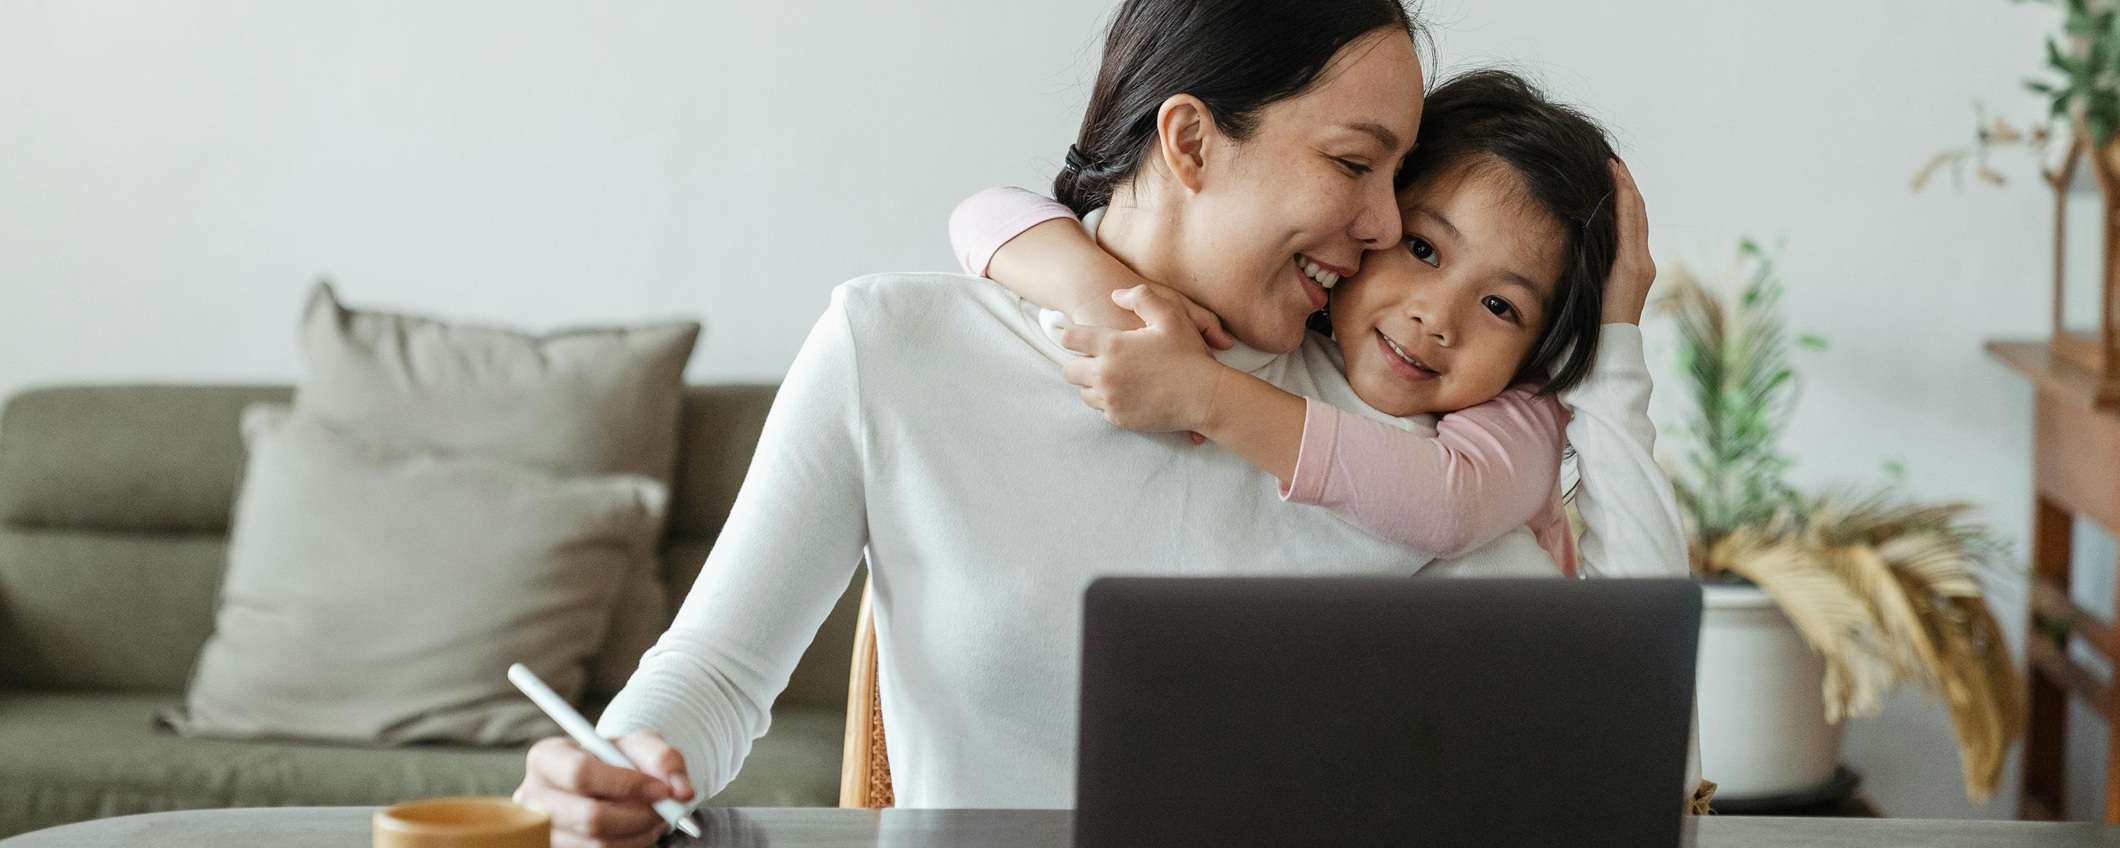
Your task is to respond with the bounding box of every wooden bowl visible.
[373,796,550,848]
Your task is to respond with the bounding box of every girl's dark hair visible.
[1055,0,1419,215]
[1394,69,1620,395]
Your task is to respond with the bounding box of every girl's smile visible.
[1373,328,1440,381]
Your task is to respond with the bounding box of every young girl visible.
[950,70,1639,573]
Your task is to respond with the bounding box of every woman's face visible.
[1173,28,1423,354]
[1328,159,1566,417]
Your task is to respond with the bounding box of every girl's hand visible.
[1602,159,1655,326]
[1068,286,1238,352]
[1059,285,1230,435]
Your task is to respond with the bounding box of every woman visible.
[515,2,1684,845]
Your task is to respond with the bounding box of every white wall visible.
[0,0,2086,820]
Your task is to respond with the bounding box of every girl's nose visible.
[1407,301,1452,347]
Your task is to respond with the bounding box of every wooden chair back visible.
[837,580,894,808]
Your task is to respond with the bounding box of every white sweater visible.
[596,273,1692,809]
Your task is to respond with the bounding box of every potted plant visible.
[1913,0,2116,193]
[1660,240,2024,802]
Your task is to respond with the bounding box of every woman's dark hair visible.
[1396,69,1620,395]
[1054,0,1419,215]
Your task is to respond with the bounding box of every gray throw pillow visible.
[161,406,666,745]
[295,281,698,695]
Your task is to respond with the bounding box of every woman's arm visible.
[593,287,872,803]
[1565,162,1687,579]
[1559,322,1687,578]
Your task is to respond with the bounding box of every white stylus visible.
[508,663,703,839]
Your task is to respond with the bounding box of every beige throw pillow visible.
[295,281,698,694]
[161,406,666,745]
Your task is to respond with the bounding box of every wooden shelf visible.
[1989,339,2120,408]
[1995,337,2120,822]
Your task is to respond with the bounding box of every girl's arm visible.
[948,187,1156,329]
[1219,379,1568,560]
[1076,286,1566,560]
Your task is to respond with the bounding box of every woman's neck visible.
[1090,193,1282,373]
[1092,187,1198,300]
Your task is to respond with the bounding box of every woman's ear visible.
[1153,94,1216,195]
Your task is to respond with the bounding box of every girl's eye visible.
[1483,295,1521,323]
[1333,157,1373,177]
[1405,236,1439,267]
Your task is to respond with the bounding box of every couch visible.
[0,383,865,838]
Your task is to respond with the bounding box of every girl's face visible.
[1171,28,1423,354]
[1327,159,1566,417]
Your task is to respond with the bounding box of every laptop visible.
[1074,576,1700,847]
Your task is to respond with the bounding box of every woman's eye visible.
[1405,236,1439,267]
[1333,157,1372,177]
[1483,295,1520,322]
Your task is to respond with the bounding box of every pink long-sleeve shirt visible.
[948,187,1576,573]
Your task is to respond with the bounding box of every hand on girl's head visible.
[1600,159,1655,326]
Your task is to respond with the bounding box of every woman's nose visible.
[1349,178,1402,251]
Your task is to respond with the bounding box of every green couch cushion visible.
[0,386,291,534]
[0,530,226,693]
[292,283,702,696]
[0,691,846,839]
[167,407,664,746]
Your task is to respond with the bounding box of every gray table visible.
[8,806,2120,847]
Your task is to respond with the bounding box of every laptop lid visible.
[1074,576,1701,848]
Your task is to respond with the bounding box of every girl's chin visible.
[1353,373,1431,417]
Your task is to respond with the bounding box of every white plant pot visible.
[1695,582,1845,800]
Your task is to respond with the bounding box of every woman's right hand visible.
[1601,159,1655,326]
[515,732,695,848]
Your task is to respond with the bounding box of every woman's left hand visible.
[1059,285,1229,436]
[1602,159,1655,326]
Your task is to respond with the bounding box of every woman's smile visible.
[1293,253,1354,312]
[1293,259,1328,311]
[1291,254,1342,312]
